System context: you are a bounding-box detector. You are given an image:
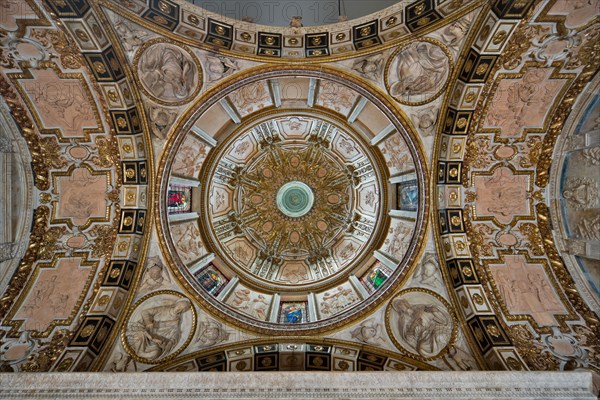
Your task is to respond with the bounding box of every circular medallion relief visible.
[386,289,457,360]
[159,69,428,333]
[385,39,452,106]
[122,291,196,364]
[135,39,202,105]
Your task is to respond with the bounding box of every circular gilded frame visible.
[385,288,458,361]
[384,37,453,107]
[156,64,430,335]
[121,290,197,365]
[198,108,390,293]
[133,38,203,106]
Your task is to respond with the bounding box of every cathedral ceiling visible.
[0,0,598,374]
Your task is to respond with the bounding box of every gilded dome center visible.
[276,181,314,218]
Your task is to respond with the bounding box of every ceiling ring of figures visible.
[158,66,429,334]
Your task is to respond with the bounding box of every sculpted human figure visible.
[140,257,170,293]
[391,297,452,357]
[139,45,196,102]
[127,298,191,360]
[390,42,448,100]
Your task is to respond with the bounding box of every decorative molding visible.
[0,372,597,399]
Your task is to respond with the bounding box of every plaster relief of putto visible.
[410,105,440,138]
[195,315,232,348]
[107,350,136,372]
[386,39,451,105]
[124,291,196,363]
[146,105,177,140]
[112,16,151,53]
[204,55,239,83]
[438,18,470,51]
[136,40,201,105]
[351,53,384,82]
[386,289,456,359]
[410,252,443,290]
[139,255,172,294]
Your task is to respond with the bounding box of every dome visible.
[159,69,428,333]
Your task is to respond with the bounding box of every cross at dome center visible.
[276,181,314,218]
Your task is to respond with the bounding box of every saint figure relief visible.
[127,297,192,360]
[138,44,197,102]
[389,41,449,102]
[390,295,453,358]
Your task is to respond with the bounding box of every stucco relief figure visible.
[484,68,565,137]
[446,345,475,371]
[21,274,58,315]
[226,287,271,321]
[114,18,149,53]
[562,177,599,209]
[172,137,208,178]
[58,167,108,226]
[379,134,413,175]
[506,69,550,124]
[249,294,270,320]
[350,318,385,345]
[170,222,205,264]
[289,16,303,28]
[229,288,251,310]
[319,285,360,318]
[473,166,530,225]
[413,253,443,289]
[490,255,566,325]
[205,55,238,82]
[352,53,384,81]
[278,262,309,284]
[196,318,231,347]
[383,221,412,260]
[147,105,177,140]
[411,106,438,137]
[440,19,470,49]
[576,215,600,240]
[126,297,192,361]
[549,0,598,28]
[229,82,270,116]
[138,43,198,103]
[139,256,171,293]
[388,41,450,104]
[317,81,358,115]
[580,147,600,166]
[108,352,135,372]
[388,292,454,358]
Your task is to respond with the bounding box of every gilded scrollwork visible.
[19,329,71,372]
[0,206,51,319]
[29,29,84,70]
